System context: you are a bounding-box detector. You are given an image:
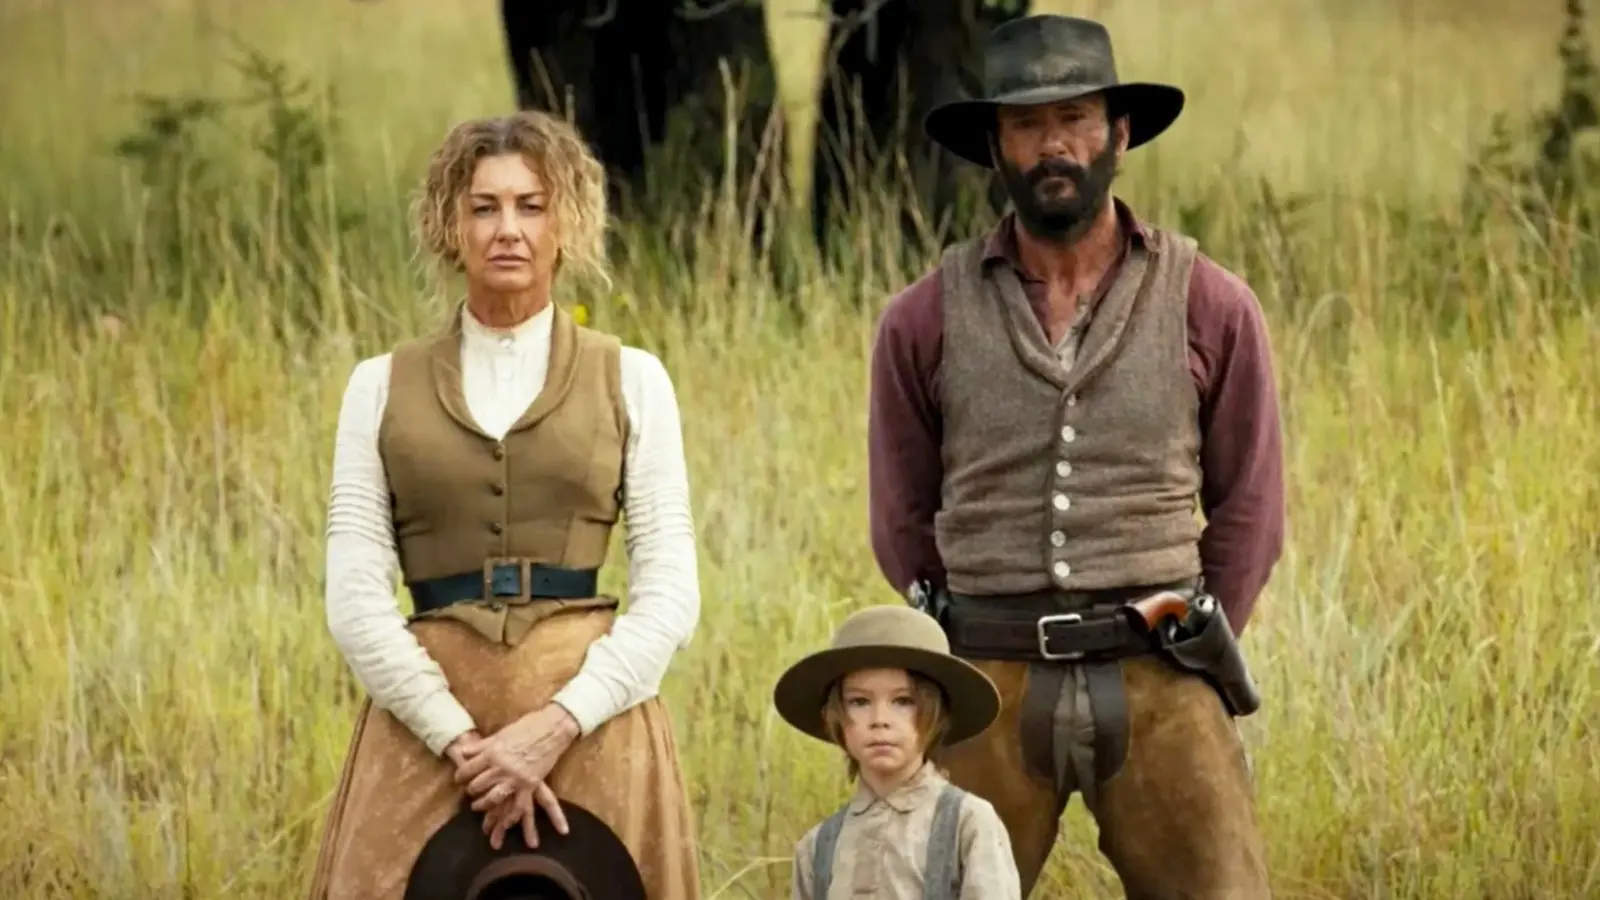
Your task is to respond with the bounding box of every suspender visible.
[922,784,968,900]
[810,783,969,898]
[811,806,848,898]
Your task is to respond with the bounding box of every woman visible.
[306,110,703,900]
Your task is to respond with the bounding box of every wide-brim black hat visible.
[405,799,645,900]
[924,14,1185,168]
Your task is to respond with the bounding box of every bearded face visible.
[996,139,1118,242]
[990,97,1125,243]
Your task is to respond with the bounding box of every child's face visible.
[839,667,924,779]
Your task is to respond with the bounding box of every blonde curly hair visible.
[411,110,611,289]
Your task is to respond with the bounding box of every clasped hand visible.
[445,704,580,850]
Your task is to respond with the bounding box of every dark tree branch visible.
[583,0,617,28]
[676,0,746,21]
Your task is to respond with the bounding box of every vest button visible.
[1060,425,1076,443]
[489,522,503,535]
[491,483,505,495]
[1053,560,1071,579]
[1056,460,1072,478]
[1067,394,1078,407]
[492,444,505,460]
[1052,493,1070,512]
[1050,530,1066,548]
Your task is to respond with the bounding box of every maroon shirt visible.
[867,201,1285,636]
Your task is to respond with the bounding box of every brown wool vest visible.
[377,303,629,644]
[936,225,1204,598]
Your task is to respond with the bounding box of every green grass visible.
[2,0,1599,897]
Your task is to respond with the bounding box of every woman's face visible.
[457,152,560,295]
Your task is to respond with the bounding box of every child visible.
[774,604,1023,899]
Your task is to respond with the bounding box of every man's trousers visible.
[937,652,1272,899]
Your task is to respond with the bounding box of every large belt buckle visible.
[1036,612,1085,661]
[483,557,533,608]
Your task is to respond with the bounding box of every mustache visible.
[1026,157,1086,186]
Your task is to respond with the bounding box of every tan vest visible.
[935,226,1204,597]
[377,303,629,644]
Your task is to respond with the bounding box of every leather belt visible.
[940,583,1190,663]
[948,610,1152,661]
[407,558,600,615]
[936,583,1196,804]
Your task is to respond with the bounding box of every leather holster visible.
[1155,603,1263,718]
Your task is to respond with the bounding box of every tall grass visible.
[2,0,1598,897]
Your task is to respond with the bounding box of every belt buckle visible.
[483,557,532,608]
[1036,612,1085,661]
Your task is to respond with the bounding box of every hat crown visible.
[830,605,951,656]
[406,802,644,900]
[772,604,1002,746]
[984,15,1119,99]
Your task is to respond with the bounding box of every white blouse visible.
[322,302,701,756]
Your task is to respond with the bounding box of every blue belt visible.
[407,559,600,614]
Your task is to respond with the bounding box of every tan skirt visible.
[304,605,702,900]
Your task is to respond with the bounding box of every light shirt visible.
[323,303,700,755]
[791,761,1022,899]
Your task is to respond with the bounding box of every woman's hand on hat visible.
[442,729,485,767]
[480,781,566,851]
[454,703,580,814]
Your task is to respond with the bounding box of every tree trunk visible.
[810,0,1010,249]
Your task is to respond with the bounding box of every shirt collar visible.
[847,760,944,815]
[980,196,1150,278]
[460,301,553,353]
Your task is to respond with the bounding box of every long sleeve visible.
[791,828,818,900]
[323,355,478,757]
[550,346,701,736]
[324,308,702,750]
[1187,258,1288,636]
[956,797,1022,899]
[867,270,948,596]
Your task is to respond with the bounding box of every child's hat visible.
[773,604,1002,746]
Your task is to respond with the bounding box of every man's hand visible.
[455,704,581,815]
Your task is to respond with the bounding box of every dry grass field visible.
[1,0,1597,897]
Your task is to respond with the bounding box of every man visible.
[866,14,1285,900]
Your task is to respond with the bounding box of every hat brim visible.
[405,799,645,900]
[924,81,1185,168]
[773,643,1002,747]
